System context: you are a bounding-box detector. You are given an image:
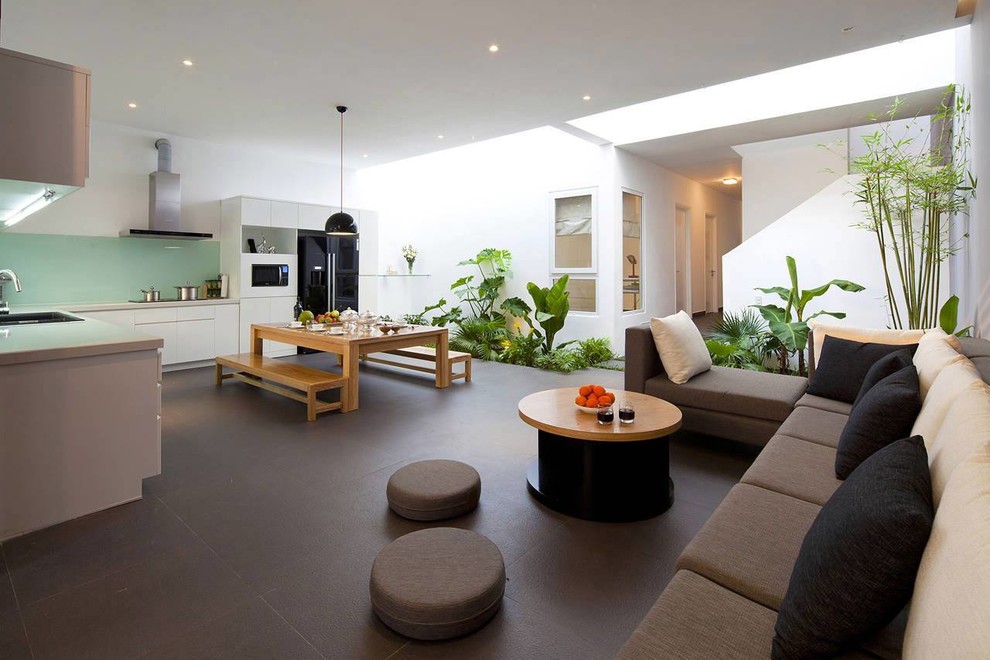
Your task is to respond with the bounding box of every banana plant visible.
[751,256,864,374]
[517,275,572,353]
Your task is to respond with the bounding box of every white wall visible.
[723,175,948,329]
[613,149,742,345]
[734,129,847,240]
[12,121,355,238]
[355,128,741,353]
[355,127,610,345]
[960,4,990,337]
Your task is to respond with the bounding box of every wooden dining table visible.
[250,323,451,413]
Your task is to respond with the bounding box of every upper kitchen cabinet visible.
[227,197,272,227]
[0,47,91,230]
[271,201,298,228]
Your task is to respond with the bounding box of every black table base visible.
[526,429,673,522]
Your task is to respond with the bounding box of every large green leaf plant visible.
[752,256,864,375]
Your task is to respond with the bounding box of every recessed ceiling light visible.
[127,102,138,109]
[489,44,499,53]
[722,177,739,185]
[842,26,855,32]
[437,134,444,139]
[582,95,592,101]
[362,154,369,158]
[181,59,194,66]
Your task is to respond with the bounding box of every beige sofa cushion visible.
[649,311,712,384]
[741,435,842,506]
[904,454,990,659]
[677,484,821,610]
[616,570,777,660]
[927,383,990,506]
[911,358,984,443]
[644,366,806,423]
[776,406,848,449]
[913,332,966,399]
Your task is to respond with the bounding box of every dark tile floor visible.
[0,355,757,659]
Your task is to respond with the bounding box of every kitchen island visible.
[0,313,163,541]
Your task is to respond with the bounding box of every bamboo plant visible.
[850,87,976,329]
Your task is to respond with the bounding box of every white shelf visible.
[364,273,431,277]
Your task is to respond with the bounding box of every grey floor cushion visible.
[370,528,505,640]
[386,459,481,521]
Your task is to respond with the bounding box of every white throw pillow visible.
[914,332,966,400]
[924,327,963,352]
[927,383,990,506]
[903,453,990,658]
[808,321,925,369]
[912,358,984,443]
[649,311,712,384]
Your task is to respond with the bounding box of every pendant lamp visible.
[326,105,358,235]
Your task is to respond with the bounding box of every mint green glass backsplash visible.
[0,233,221,305]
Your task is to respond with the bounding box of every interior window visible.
[622,191,643,312]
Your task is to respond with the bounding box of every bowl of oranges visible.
[575,384,615,413]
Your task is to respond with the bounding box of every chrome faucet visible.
[0,269,23,314]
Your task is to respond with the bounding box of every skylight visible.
[567,28,959,145]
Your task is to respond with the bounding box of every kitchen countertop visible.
[0,316,164,366]
[11,299,240,313]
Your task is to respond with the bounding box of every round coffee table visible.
[518,388,682,522]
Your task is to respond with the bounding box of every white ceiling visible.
[0,0,966,169]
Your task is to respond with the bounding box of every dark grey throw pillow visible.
[808,336,919,404]
[835,365,920,479]
[851,349,915,409]
[772,436,934,660]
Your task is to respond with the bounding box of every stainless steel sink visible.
[0,311,84,326]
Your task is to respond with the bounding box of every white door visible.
[675,207,691,313]
[705,214,718,313]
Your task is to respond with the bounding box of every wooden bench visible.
[215,353,347,421]
[361,346,472,383]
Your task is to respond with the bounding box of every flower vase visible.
[406,260,415,275]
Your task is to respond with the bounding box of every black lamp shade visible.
[325,211,358,235]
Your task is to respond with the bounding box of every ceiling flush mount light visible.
[325,105,358,236]
[127,102,138,108]
[722,177,739,185]
[488,44,499,53]
[181,59,194,66]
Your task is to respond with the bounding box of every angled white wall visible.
[735,129,847,240]
[722,175,944,329]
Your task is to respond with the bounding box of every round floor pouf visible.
[370,528,505,640]
[386,459,481,521]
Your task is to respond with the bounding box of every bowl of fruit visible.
[316,310,341,325]
[574,384,615,413]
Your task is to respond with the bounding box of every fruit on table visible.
[329,310,341,319]
[575,383,614,408]
[298,310,315,324]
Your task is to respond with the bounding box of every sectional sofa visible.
[619,324,990,658]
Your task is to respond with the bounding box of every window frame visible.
[549,187,598,275]
[621,187,645,315]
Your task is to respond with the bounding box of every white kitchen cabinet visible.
[240,197,272,226]
[271,201,298,228]
[214,304,239,356]
[136,321,177,365]
[298,203,332,231]
[238,297,296,357]
[175,319,214,363]
[83,310,135,328]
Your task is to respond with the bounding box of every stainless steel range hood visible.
[120,138,213,240]
[0,47,90,230]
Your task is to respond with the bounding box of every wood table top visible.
[518,388,682,442]
[252,323,446,348]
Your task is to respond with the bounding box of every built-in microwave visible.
[251,263,289,287]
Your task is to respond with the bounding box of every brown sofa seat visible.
[644,366,807,423]
[775,406,848,448]
[795,393,853,416]
[740,434,843,506]
[676,484,821,610]
[615,570,777,660]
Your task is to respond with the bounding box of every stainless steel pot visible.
[140,286,161,302]
[174,284,199,301]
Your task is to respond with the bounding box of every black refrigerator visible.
[297,230,359,315]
